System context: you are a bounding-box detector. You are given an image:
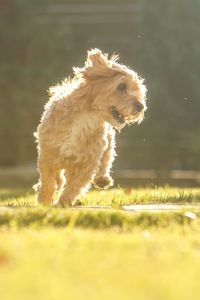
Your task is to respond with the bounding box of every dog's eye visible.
[117,83,127,92]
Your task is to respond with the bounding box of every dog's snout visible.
[134,101,144,112]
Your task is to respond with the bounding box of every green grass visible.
[1,186,200,207]
[1,187,200,300]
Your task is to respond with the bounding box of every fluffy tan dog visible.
[34,49,147,206]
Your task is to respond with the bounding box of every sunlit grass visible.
[1,187,200,300]
[0,206,199,229]
[1,226,200,300]
[0,187,200,230]
[1,187,200,207]
[82,187,200,207]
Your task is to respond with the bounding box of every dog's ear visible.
[73,48,116,80]
[86,49,108,69]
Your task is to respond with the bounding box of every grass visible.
[1,186,200,206]
[1,187,200,300]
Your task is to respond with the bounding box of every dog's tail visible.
[33,181,40,192]
[56,170,65,191]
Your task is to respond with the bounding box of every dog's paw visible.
[93,175,113,189]
[73,199,82,207]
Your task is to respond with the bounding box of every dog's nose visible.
[134,101,144,112]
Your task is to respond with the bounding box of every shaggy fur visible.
[34,49,147,206]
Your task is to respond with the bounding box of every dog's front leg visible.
[36,166,57,205]
[93,127,116,189]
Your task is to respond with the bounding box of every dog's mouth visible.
[111,106,125,124]
[111,106,139,126]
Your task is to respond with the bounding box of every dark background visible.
[1,0,200,185]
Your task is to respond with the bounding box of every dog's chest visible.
[59,115,108,160]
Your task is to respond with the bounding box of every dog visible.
[34,49,147,206]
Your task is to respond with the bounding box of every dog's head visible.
[73,49,147,130]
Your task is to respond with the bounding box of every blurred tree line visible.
[0,0,200,179]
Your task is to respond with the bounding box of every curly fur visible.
[34,49,147,206]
